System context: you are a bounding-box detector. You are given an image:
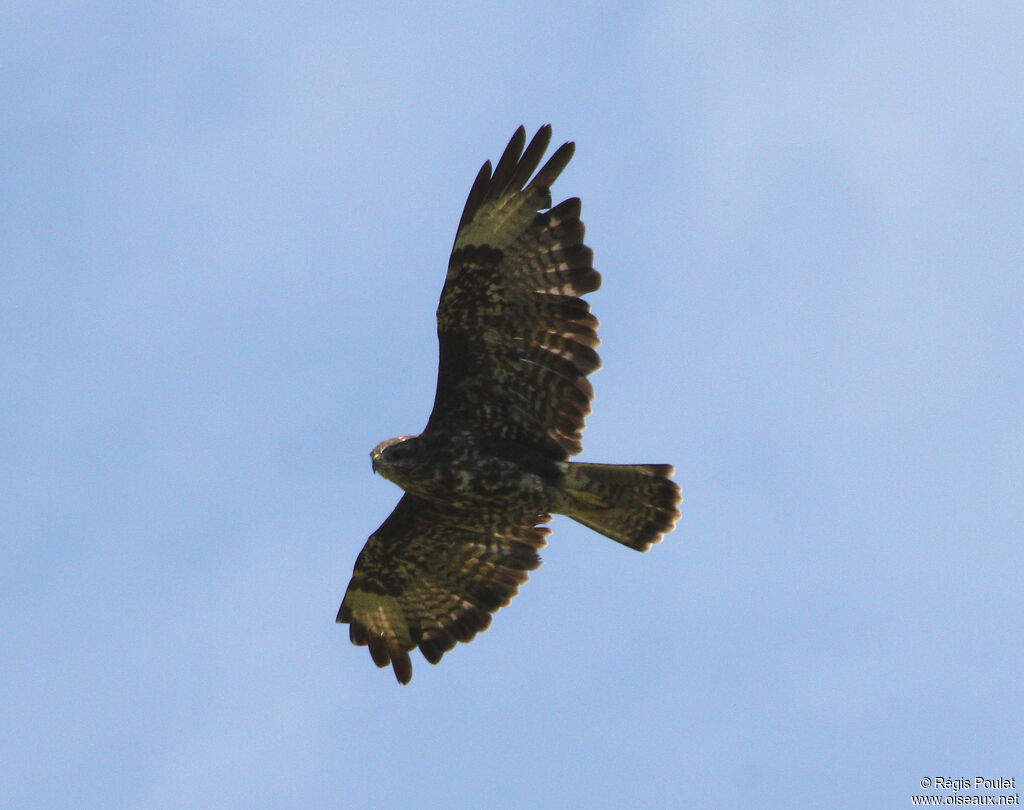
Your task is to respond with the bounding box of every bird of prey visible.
[337,125,682,683]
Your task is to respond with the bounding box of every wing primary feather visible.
[507,124,553,191]
[485,126,527,201]
[530,141,575,191]
[367,634,392,668]
[391,651,413,684]
[455,160,493,235]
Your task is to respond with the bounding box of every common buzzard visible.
[337,126,682,683]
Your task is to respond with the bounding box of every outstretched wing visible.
[337,494,550,684]
[426,125,602,460]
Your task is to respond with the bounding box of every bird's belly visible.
[398,452,552,512]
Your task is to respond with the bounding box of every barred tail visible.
[558,462,682,551]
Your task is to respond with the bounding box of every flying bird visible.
[337,125,682,683]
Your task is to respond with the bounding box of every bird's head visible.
[370,435,419,481]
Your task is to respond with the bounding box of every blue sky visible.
[3,3,1022,808]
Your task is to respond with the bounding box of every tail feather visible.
[558,462,682,551]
